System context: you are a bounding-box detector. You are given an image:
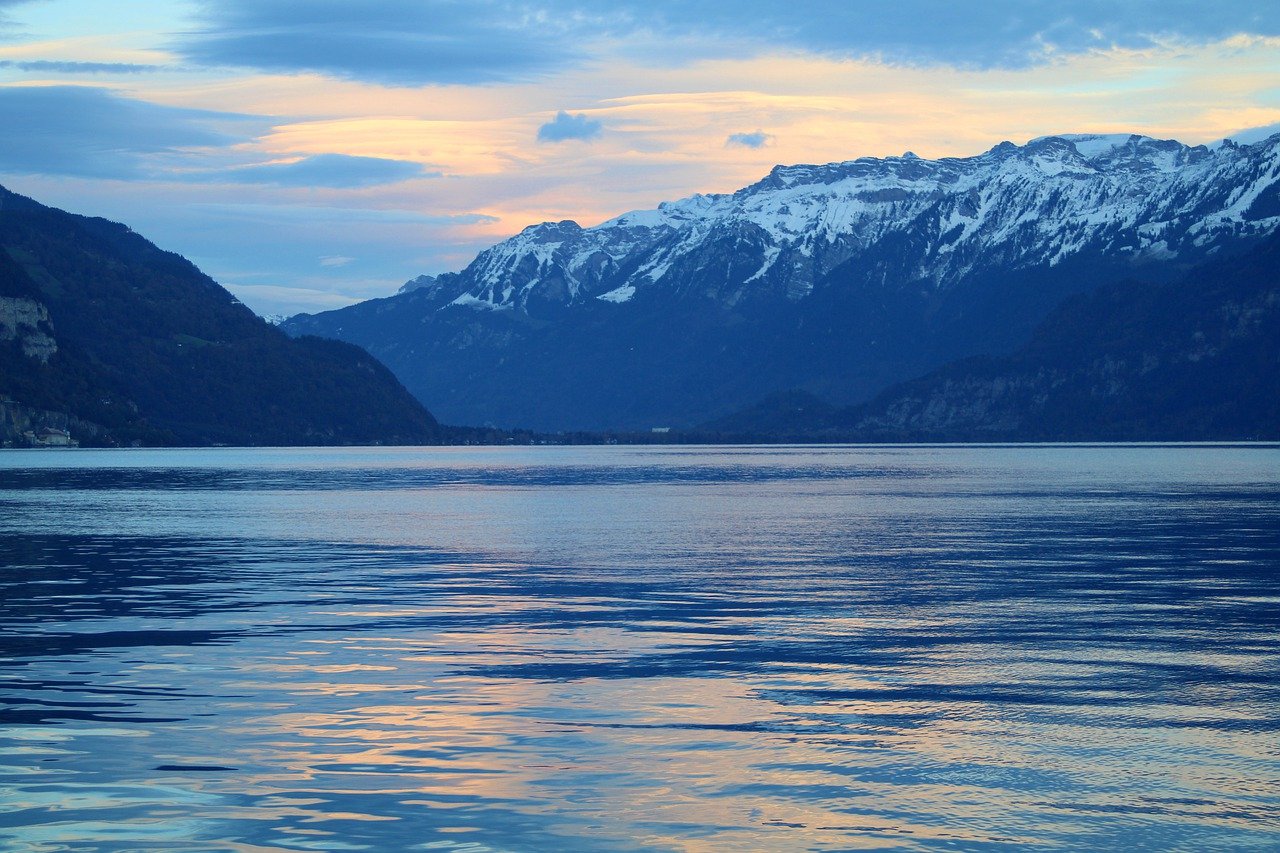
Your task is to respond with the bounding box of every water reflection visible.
[1,446,1278,850]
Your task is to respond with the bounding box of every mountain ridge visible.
[284,132,1280,432]
[839,228,1280,441]
[378,132,1279,313]
[706,228,1280,441]
[0,184,445,446]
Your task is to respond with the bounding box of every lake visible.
[1,445,1278,851]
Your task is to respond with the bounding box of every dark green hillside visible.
[0,185,441,446]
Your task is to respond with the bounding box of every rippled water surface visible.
[1,445,1278,851]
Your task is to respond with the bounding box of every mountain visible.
[398,274,443,294]
[0,184,443,447]
[283,133,1280,432]
[825,228,1280,441]
[698,389,842,438]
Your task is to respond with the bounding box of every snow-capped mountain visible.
[283,133,1280,431]
[429,133,1280,313]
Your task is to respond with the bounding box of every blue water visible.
[1,445,1278,851]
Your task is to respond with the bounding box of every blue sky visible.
[0,0,1278,315]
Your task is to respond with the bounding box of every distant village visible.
[6,426,78,448]
[1,398,80,448]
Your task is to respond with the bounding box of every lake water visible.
[1,445,1278,851]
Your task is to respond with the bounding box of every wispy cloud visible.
[189,203,499,227]
[221,283,366,312]
[177,0,583,86]
[629,1,1280,69]
[0,0,32,35]
[172,0,1280,85]
[1228,122,1280,145]
[0,85,252,179]
[215,153,437,188]
[538,111,602,143]
[0,86,439,187]
[0,59,159,73]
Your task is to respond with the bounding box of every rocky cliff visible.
[0,296,56,363]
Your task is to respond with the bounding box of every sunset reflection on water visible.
[1,445,1278,851]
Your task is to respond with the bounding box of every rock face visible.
[398,274,444,294]
[0,183,444,446]
[284,133,1280,431]
[0,296,56,362]
[0,397,102,447]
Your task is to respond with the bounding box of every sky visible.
[1,1,1278,317]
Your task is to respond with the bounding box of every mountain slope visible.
[833,228,1280,441]
[284,133,1280,431]
[0,185,442,446]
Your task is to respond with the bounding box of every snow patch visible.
[450,293,510,311]
[597,285,636,303]
[1026,133,1142,160]
[1056,133,1138,159]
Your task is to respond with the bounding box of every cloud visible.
[622,1,1280,69]
[215,153,436,188]
[0,85,253,179]
[319,255,355,267]
[1228,122,1280,146]
[190,203,499,227]
[177,0,582,86]
[0,88,432,187]
[222,283,364,313]
[172,0,1280,85]
[0,59,159,73]
[726,130,771,149]
[0,0,50,39]
[537,111,602,143]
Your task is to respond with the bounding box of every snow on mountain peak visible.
[425,132,1280,313]
[1036,133,1139,159]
